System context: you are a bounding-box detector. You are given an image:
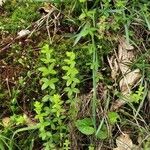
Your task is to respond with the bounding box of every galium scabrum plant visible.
[62,52,80,101]
[34,44,67,149]
[62,51,80,118]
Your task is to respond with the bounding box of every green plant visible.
[63,139,71,150]
[1,0,150,149]
[108,112,120,125]
[38,44,58,91]
[144,138,150,150]
[76,117,108,140]
[62,52,80,101]
[62,51,80,120]
[75,118,94,135]
[88,145,95,150]
[129,86,144,103]
[34,44,67,149]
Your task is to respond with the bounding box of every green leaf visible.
[41,44,49,54]
[68,88,73,97]
[108,112,120,124]
[50,78,58,83]
[67,78,73,86]
[34,101,43,114]
[42,95,50,102]
[66,52,75,60]
[75,118,94,135]
[79,0,87,2]
[96,124,108,140]
[72,88,79,94]
[49,78,58,89]
[70,62,76,68]
[62,75,69,80]
[48,65,56,74]
[67,68,78,76]
[38,67,50,76]
[73,24,87,46]
[130,86,144,103]
[73,78,80,84]
[73,23,97,46]
[49,83,55,89]
[0,140,5,150]
[41,78,49,83]
[41,78,58,90]
[15,115,25,125]
[41,44,53,54]
[41,81,49,90]
[62,66,70,71]
[79,12,86,20]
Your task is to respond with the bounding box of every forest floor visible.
[0,1,150,150]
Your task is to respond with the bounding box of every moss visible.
[1,1,41,33]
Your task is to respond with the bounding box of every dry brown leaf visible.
[118,38,134,74]
[117,38,141,95]
[108,37,135,80]
[0,0,6,6]
[119,69,141,94]
[109,37,141,110]
[107,56,119,80]
[38,3,56,14]
[113,134,139,150]
[2,117,11,127]
[17,30,30,39]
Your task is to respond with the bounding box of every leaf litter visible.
[0,0,6,6]
[108,37,142,110]
[113,133,139,150]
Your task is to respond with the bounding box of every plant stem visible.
[91,34,97,130]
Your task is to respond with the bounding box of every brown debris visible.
[113,133,139,150]
[108,37,142,110]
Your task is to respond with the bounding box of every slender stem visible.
[123,11,130,44]
[91,34,97,130]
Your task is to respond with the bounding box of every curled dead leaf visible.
[108,37,135,80]
[38,3,56,14]
[109,37,141,110]
[107,56,119,80]
[17,30,31,39]
[119,37,134,51]
[119,69,141,94]
[0,0,6,6]
[113,134,139,150]
[2,117,11,127]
